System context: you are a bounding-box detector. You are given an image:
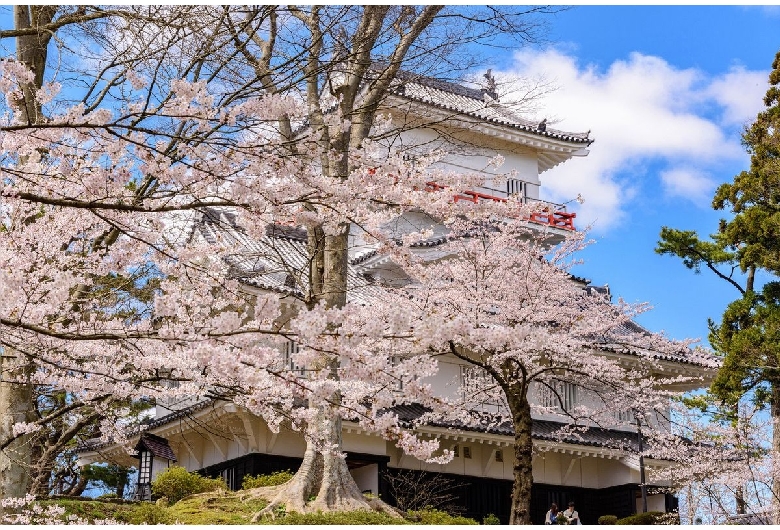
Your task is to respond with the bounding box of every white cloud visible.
[705,65,768,127]
[660,168,716,206]
[498,49,766,232]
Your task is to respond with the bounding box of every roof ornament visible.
[483,69,499,102]
[536,118,547,132]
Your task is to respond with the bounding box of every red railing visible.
[424,181,576,231]
[528,209,576,231]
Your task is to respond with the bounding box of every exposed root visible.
[250,406,403,522]
[249,480,401,522]
[250,446,401,522]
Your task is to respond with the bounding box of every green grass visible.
[241,470,294,489]
[167,492,269,524]
[45,492,478,525]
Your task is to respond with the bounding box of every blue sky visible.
[488,6,780,346]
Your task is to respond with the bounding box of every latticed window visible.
[506,178,526,198]
[138,451,152,484]
[282,340,307,378]
[614,408,634,423]
[537,381,578,412]
[460,365,507,411]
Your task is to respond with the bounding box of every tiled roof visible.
[388,70,592,145]
[391,404,644,452]
[84,399,644,456]
[79,399,215,453]
[137,433,177,461]
[593,320,721,369]
[194,209,383,306]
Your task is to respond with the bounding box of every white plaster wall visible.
[164,418,307,471]
[394,127,542,192]
[535,452,561,484]
[351,464,379,495]
[343,432,386,454]
[386,440,512,479]
[532,452,636,489]
[426,360,464,401]
[415,441,509,480]
[169,436,205,472]
[150,458,174,481]
[261,428,307,459]
[579,457,601,489]
[597,458,635,489]
[386,437,637,489]
[638,493,666,514]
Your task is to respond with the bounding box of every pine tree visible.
[657,49,780,521]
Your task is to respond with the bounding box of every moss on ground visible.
[46,491,478,525]
[167,492,268,524]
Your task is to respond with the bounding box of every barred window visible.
[460,365,506,411]
[506,178,525,197]
[537,381,578,412]
[283,340,307,378]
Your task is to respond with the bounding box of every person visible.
[544,502,559,524]
[563,501,581,525]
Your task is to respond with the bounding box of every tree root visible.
[249,480,402,522]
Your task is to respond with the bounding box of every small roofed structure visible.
[134,433,176,501]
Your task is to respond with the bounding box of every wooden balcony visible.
[424,181,576,231]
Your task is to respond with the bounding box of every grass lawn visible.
[43,492,479,525]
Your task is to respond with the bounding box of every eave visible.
[383,94,591,173]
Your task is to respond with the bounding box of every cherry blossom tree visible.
[651,396,776,524]
[0,6,701,524]
[2,4,565,514]
[369,207,702,524]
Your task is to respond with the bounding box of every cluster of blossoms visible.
[0,494,106,525]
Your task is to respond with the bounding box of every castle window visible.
[538,381,578,413]
[460,366,507,411]
[283,340,307,378]
[506,178,525,198]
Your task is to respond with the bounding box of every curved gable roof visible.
[387,70,592,146]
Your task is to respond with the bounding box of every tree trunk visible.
[70,473,88,497]
[0,355,35,515]
[772,381,780,525]
[507,388,534,525]
[254,405,397,519]
[256,227,393,518]
[0,7,55,510]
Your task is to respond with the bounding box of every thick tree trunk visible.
[771,382,780,525]
[0,7,55,510]
[254,405,398,519]
[507,388,534,525]
[0,355,35,515]
[255,227,393,519]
